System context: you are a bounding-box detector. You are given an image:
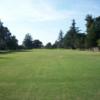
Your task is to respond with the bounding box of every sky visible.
[0,0,100,45]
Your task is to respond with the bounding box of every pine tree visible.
[86,15,100,48]
[57,30,64,48]
[85,15,96,48]
[64,19,79,49]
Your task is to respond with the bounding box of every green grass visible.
[0,49,100,100]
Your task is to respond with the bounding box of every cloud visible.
[0,0,74,23]
[0,0,99,23]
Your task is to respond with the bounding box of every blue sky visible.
[0,0,100,45]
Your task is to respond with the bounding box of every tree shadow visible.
[0,50,31,55]
[0,56,10,59]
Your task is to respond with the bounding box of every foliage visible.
[33,39,43,48]
[97,39,100,49]
[23,33,33,49]
[86,15,100,48]
[63,19,80,49]
[85,15,96,48]
[57,30,64,48]
[45,42,52,49]
[52,41,58,48]
[1,14,100,50]
[76,33,86,49]
[0,20,18,50]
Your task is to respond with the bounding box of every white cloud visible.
[0,0,74,22]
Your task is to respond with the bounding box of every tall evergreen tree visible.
[57,30,64,48]
[76,33,86,49]
[95,16,100,42]
[85,15,96,48]
[64,19,79,49]
[86,15,100,48]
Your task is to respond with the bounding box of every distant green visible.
[0,49,100,100]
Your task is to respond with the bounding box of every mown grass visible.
[0,49,100,100]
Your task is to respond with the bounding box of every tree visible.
[33,39,43,48]
[85,15,96,48]
[97,39,100,50]
[0,21,8,50]
[7,35,18,50]
[23,33,33,49]
[57,30,64,48]
[86,15,100,48]
[0,20,18,50]
[0,39,6,50]
[95,16,100,42]
[52,41,58,48]
[45,42,52,49]
[76,33,86,49]
[64,19,79,49]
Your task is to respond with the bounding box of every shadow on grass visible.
[0,49,31,55]
[0,50,32,60]
[0,56,11,59]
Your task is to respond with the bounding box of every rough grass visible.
[0,49,100,100]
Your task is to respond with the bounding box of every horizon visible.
[0,0,100,45]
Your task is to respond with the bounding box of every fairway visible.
[0,49,100,100]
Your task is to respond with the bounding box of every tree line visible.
[0,21,43,50]
[46,15,100,50]
[0,15,100,50]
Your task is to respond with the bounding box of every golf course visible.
[0,49,100,100]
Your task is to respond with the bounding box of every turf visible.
[0,49,100,100]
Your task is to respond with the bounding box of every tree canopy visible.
[0,20,18,50]
[0,14,100,51]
